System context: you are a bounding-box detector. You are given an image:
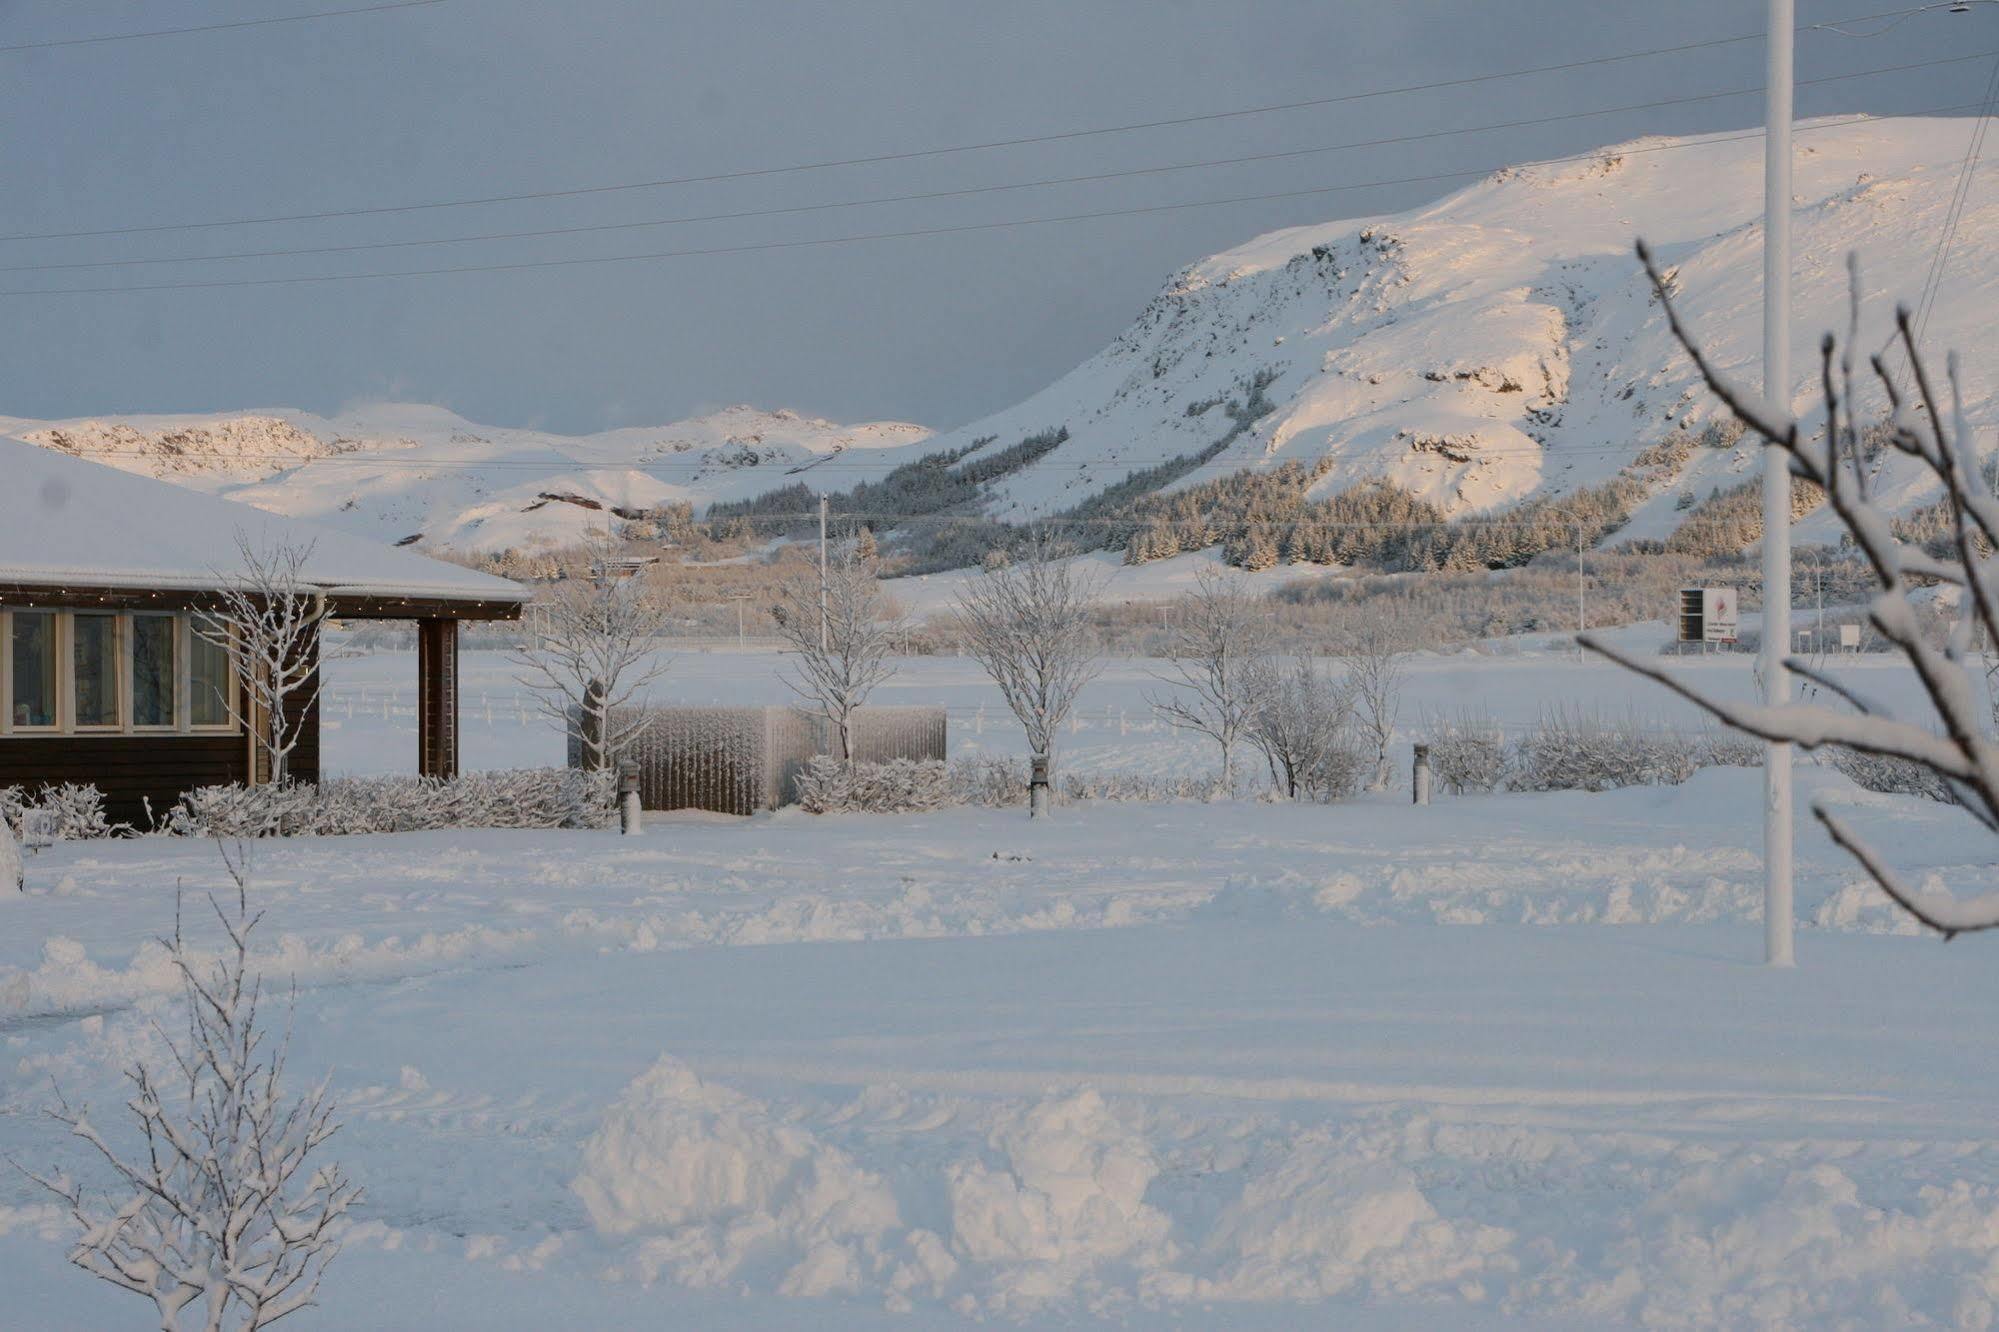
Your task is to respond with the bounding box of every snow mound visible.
[1531,1161,1999,1327]
[946,1089,1174,1308]
[1165,1131,1514,1304]
[573,1056,907,1296]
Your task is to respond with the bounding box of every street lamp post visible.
[1764,0,1796,967]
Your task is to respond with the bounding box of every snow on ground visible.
[318,637,1930,779]
[5,647,1997,1327]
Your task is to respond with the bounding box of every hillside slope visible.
[910,115,1999,549]
[0,404,931,555]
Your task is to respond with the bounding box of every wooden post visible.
[416,618,459,778]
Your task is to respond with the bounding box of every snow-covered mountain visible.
[10,116,1997,561]
[908,115,1999,547]
[0,404,931,555]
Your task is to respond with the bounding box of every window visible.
[132,614,177,728]
[10,611,56,728]
[73,613,121,728]
[0,610,241,737]
[189,628,233,728]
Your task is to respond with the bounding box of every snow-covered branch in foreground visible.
[1584,243,1999,938]
[21,845,361,1329]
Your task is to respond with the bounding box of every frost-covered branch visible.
[22,846,361,1329]
[511,539,673,771]
[1585,243,1999,936]
[1146,568,1272,793]
[770,543,904,762]
[193,536,343,787]
[955,534,1104,796]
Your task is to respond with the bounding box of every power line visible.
[8,50,1983,277]
[16,435,1785,470]
[9,103,1966,298]
[1913,53,1999,345]
[0,12,1927,244]
[0,0,447,54]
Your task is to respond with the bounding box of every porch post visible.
[416,618,459,778]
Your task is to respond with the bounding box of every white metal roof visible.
[0,435,526,606]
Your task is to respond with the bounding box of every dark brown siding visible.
[0,734,250,829]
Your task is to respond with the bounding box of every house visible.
[0,436,527,824]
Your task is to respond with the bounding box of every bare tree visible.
[770,543,905,763]
[1586,242,1999,938]
[1147,568,1273,793]
[24,846,360,1330]
[1333,612,1408,791]
[1245,655,1359,799]
[956,535,1105,792]
[194,537,336,786]
[511,546,672,772]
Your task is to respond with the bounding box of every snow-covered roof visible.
[0,435,526,608]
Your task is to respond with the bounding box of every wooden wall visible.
[0,735,250,829]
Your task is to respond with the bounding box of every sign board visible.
[1679,587,1739,644]
[1701,588,1738,643]
[1839,623,1862,651]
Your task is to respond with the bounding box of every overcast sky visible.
[0,0,1987,435]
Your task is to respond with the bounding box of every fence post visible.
[619,763,643,835]
[1412,743,1432,806]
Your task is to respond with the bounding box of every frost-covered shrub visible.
[794,756,953,814]
[1697,729,1765,770]
[1059,769,1253,802]
[950,754,1029,808]
[0,783,117,840]
[1509,710,1697,793]
[166,768,615,838]
[1424,711,1508,794]
[1826,746,1957,804]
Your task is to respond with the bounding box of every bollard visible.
[1412,743,1432,807]
[619,763,643,835]
[1029,752,1051,819]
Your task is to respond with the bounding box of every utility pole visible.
[1763,0,1796,967]
[818,495,829,653]
[1576,523,1586,661]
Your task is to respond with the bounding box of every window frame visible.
[3,608,63,734]
[128,611,181,733]
[0,608,241,738]
[185,617,240,734]
[68,611,127,733]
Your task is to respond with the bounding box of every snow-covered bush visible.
[0,783,116,840]
[1509,709,1697,793]
[950,754,1030,808]
[794,757,953,814]
[166,769,615,838]
[1060,769,1255,802]
[1424,711,1508,794]
[1697,729,1765,770]
[1826,746,1956,804]
[1,816,20,892]
[27,851,360,1328]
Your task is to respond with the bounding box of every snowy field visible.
[312,629,1912,779]
[6,645,1999,1327]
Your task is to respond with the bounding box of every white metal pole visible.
[818,495,829,653]
[1576,523,1585,658]
[1763,0,1796,967]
